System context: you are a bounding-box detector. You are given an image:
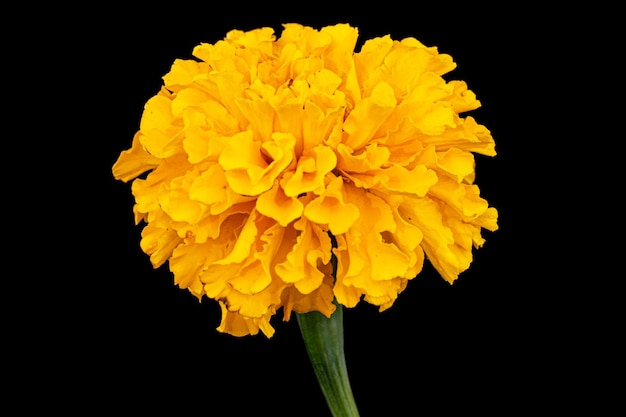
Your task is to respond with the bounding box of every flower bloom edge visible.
[113,23,498,337]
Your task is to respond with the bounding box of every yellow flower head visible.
[113,23,498,337]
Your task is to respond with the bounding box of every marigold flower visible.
[113,23,498,337]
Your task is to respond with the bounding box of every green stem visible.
[296,302,360,417]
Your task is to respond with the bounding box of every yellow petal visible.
[112,131,160,182]
[273,101,305,153]
[412,101,456,136]
[256,182,304,226]
[170,87,209,118]
[399,196,460,283]
[420,116,496,156]
[225,26,275,55]
[199,213,266,300]
[255,221,288,277]
[361,277,404,304]
[214,209,258,265]
[448,80,481,113]
[331,234,363,307]
[303,175,360,235]
[182,118,218,164]
[180,99,239,164]
[235,95,275,142]
[193,205,252,243]
[343,185,410,281]
[189,164,252,215]
[363,277,408,312]
[197,71,247,123]
[474,206,499,233]
[303,102,345,152]
[158,170,208,225]
[138,94,185,158]
[275,217,332,294]
[162,58,211,92]
[308,68,343,95]
[378,164,438,196]
[170,239,213,292]
[278,23,328,53]
[355,35,393,74]
[399,66,452,103]
[229,261,272,295]
[282,273,336,320]
[282,145,337,196]
[319,23,359,77]
[429,178,489,219]
[131,154,191,215]
[219,131,295,196]
[219,279,284,319]
[342,81,396,150]
[139,222,182,269]
[398,37,456,76]
[216,302,276,337]
[336,142,390,174]
[332,280,363,308]
[374,192,424,258]
[436,147,475,183]
[192,40,237,71]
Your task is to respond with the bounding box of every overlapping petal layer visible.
[113,23,498,337]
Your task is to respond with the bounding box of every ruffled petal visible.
[180,99,239,164]
[217,302,276,338]
[139,221,182,269]
[448,80,481,113]
[377,164,437,196]
[399,196,460,283]
[342,185,412,281]
[112,132,160,182]
[189,164,253,215]
[256,182,304,226]
[282,272,336,320]
[162,59,211,92]
[170,239,214,297]
[219,131,295,196]
[138,94,185,158]
[342,81,396,150]
[201,214,287,321]
[436,147,475,183]
[236,94,276,142]
[275,217,332,294]
[420,116,496,156]
[319,23,359,78]
[158,169,208,225]
[336,142,390,173]
[130,154,191,216]
[213,209,258,266]
[281,144,337,196]
[303,176,360,235]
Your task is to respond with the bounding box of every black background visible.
[18,3,614,416]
